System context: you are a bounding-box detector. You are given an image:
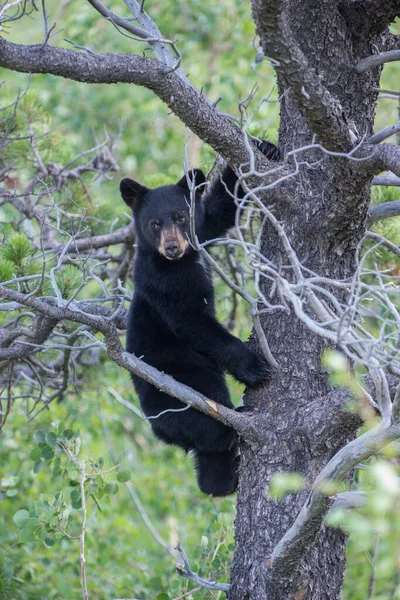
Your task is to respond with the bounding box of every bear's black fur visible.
[120,141,280,496]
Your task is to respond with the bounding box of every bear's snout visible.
[159,226,189,260]
[165,240,180,258]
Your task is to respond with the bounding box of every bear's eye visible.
[176,215,186,224]
[151,221,161,230]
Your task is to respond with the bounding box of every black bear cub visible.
[120,141,279,496]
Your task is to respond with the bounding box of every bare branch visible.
[86,0,181,69]
[332,491,367,509]
[175,542,230,592]
[358,142,400,178]
[356,50,400,73]
[372,174,400,187]
[364,231,400,259]
[48,223,135,252]
[369,120,400,144]
[0,286,254,437]
[0,315,58,361]
[86,0,151,40]
[368,200,400,222]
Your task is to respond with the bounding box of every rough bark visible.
[229,2,398,600]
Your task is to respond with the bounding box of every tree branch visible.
[356,142,400,178]
[0,37,268,167]
[175,542,230,592]
[368,200,400,222]
[356,50,400,74]
[86,0,181,69]
[372,174,400,187]
[0,315,58,360]
[48,223,135,252]
[0,286,255,436]
[364,231,400,259]
[252,0,351,150]
[369,120,400,145]
[270,422,400,581]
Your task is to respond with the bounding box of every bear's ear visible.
[176,169,206,196]
[120,178,149,210]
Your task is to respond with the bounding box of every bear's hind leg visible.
[194,445,239,497]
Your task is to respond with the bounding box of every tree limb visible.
[252,0,351,150]
[175,542,230,592]
[47,223,135,252]
[356,50,400,74]
[368,200,400,222]
[369,120,400,145]
[372,174,400,187]
[356,142,400,178]
[0,315,58,360]
[270,422,400,580]
[0,37,268,167]
[0,285,255,436]
[364,231,400,259]
[86,0,180,69]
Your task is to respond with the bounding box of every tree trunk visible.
[230,3,387,598]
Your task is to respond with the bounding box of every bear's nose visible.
[165,241,180,257]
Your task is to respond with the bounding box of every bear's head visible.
[120,170,206,261]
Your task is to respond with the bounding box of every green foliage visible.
[0,260,15,284]
[0,233,35,269]
[55,265,82,300]
[1,364,240,599]
[0,554,12,600]
[269,472,304,500]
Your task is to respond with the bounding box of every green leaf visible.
[41,445,55,460]
[29,447,42,461]
[20,528,35,543]
[116,470,131,483]
[70,489,81,503]
[269,472,304,500]
[13,510,30,528]
[46,432,58,447]
[33,430,46,443]
[33,460,43,474]
[26,518,39,531]
[0,233,35,265]
[104,482,119,495]
[44,538,56,547]
[63,429,74,440]
[0,258,15,282]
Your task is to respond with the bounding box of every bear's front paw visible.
[233,350,272,388]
